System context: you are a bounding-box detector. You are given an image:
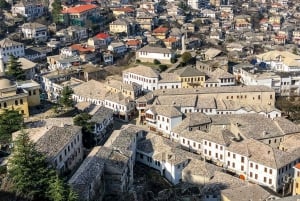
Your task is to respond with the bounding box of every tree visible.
[59,86,74,108]
[6,55,25,81]
[8,130,55,200]
[47,175,66,201]
[0,109,23,144]
[51,0,62,23]
[181,52,192,64]
[73,113,95,148]
[0,0,10,9]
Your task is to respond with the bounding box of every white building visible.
[12,2,45,20]
[21,22,48,42]
[136,45,174,64]
[89,106,114,145]
[0,38,25,63]
[108,42,127,55]
[188,0,200,9]
[123,65,160,91]
[145,105,182,135]
[256,50,300,72]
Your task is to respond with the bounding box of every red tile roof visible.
[164,37,177,43]
[126,39,141,46]
[95,33,110,39]
[71,44,94,52]
[295,163,300,169]
[153,26,169,34]
[62,4,98,14]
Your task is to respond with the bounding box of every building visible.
[152,26,169,39]
[13,125,84,175]
[145,105,182,135]
[89,106,114,145]
[21,22,48,42]
[136,45,174,64]
[171,113,300,192]
[0,39,25,63]
[0,55,29,117]
[294,163,300,195]
[68,146,106,201]
[17,80,40,107]
[107,42,127,56]
[60,4,100,26]
[109,18,135,35]
[12,1,45,20]
[18,58,38,80]
[175,66,206,88]
[256,50,300,72]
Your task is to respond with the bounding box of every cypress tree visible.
[6,55,25,81]
[8,130,54,200]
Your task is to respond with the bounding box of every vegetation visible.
[8,130,78,201]
[0,109,23,145]
[159,64,168,72]
[0,0,10,9]
[59,86,74,108]
[6,55,25,81]
[276,97,300,121]
[153,59,161,65]
[73,113,95,148]
[51,0,63,23]
[181,52,192,64]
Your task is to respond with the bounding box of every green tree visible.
[6,55,25,81]
[59,86,74,108]
[8,130,55,200]
[73,113,95,148]
[181,52,192,64]
[51,0,63,23]
[0,0,10,9]
[0,109,23,144]
[47,175,66,201]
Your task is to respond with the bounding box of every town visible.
[0,0,300,200]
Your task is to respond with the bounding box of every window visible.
[269,179,272,184]
[270,95,273,99]
[264,177,267,183]
[4,102,7,108]
[64,149,67,156]
[216,144,218,149]
[264,167,267,173]
[250,163,253,168]
[255,174,258,179]
[255,164,258,169]
[232,162,235,168]
[258,95,261,100]
[209,151,211,156]
[241,156,244,163]
[228,152,230,157]
[20,99,23,104]
[209,142,211,147]
[241,165,244,171]
[198,144,201,149]
[59,155,62,162]
[227,161,230,166]
[250,172,253,177]
[233,154,236,159]
[215,153,218,158]
[193,142,196,147]
[29,91,32,96]
[167,118,169,123]
[15,100,18,105]
[269,169,272,174]
[220,146,223,150]
[183,139,185,144]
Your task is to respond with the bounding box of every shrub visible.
[153,59,161,65]
[159,64,168,72]
[136,59,141,63]
[171,58,177,63]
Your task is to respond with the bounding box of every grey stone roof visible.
[147,105,182,118]
[274,195,300,201]
[90,106,113,123]
[158,73,181,83]
[153,85,274,96]
[137,45,172,54]
[35,125,81,160]
[124,65,159,78]
[182,159,220,179]
[72,80,110,100]
[153,94,197,107]
[220,184,272,201]
[105,92,133,105]
[0,38,23,48]
[68,146,106,200]
[22,22,47,29]
[175,66,205,77]
[228,138,298,169]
